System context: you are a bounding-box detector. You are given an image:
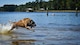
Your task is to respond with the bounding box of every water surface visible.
[0,12,80,45]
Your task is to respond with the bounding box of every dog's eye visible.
[30,20,33,23]
[30,20,32,24]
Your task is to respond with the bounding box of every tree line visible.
[0,0,80,12]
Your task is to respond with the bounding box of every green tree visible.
[15,5,25,11]
[3,5,17,11]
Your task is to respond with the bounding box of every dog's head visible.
[27,20,36,28]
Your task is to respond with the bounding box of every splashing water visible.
[0,23,13,34]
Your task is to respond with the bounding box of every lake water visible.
[0,12,80,45]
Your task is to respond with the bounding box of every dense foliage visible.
[0,0,80,12]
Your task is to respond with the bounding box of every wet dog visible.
[9,18,36,32]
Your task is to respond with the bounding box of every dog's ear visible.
[30,20,35,24]
[30,20,33,24]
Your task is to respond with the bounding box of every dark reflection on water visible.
[12,40,36,45]
[0,12,80,45]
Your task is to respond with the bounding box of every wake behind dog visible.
[0,23,13,34]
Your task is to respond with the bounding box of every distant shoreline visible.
[0,10,80,12]
[36,10,80,12]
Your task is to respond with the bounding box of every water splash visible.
[0,23,13,34]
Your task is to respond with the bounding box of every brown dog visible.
[9,18,36,31]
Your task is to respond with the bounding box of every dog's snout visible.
[34,24,36,26]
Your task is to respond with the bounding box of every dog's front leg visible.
[25,24,31,30]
